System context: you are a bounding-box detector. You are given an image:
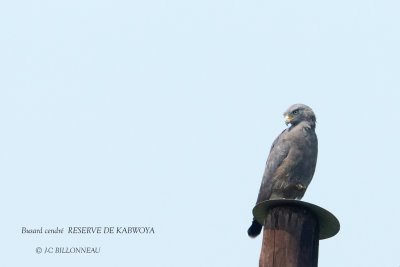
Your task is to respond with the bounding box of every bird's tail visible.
[247,219,262,238]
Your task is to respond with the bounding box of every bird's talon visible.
[296,184,306,190]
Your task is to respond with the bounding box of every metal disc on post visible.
[252,199,340,240]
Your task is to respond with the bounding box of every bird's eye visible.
[292,110,299,115]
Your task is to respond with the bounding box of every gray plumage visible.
[247,104,318,238]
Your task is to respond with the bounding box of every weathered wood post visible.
[253,200,340,267]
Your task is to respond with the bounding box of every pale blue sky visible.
[1,1,400,266]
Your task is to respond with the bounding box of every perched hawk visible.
[247,104,318,238]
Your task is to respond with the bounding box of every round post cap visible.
[252,199,340,240]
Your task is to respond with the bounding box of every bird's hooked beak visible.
[284,114,293,126]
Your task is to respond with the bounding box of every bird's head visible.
[283,104,316,127]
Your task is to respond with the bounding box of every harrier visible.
[247,104,318,237]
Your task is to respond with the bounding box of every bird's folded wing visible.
[256,131,291,203]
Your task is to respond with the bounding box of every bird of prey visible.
[247,104,318,238]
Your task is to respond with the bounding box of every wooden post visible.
[259,205,319,267]
[252,200,340,267]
